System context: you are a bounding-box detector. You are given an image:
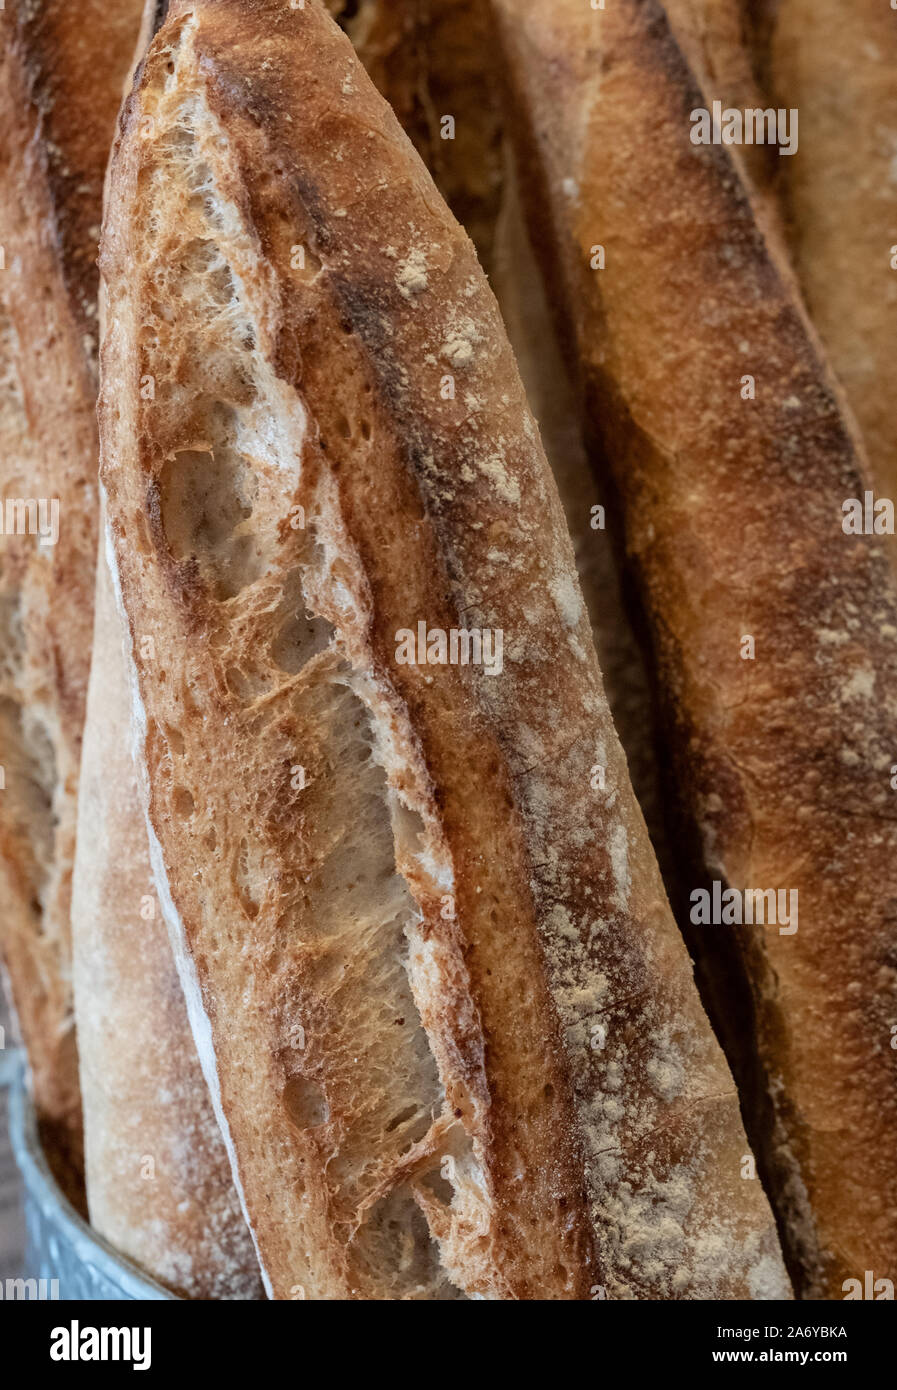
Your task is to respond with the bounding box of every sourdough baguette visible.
[72,530,263,1299]
[327,0,505,274]
[70,0,262,1300]
[489,162,676,888]
[747,0,897,517]
[336,0,675,884]
[98,0,788,1300]
[0,301,61,1125]
[0,0,145,1203]
[663,0,783,210]
[491,0,897,1297]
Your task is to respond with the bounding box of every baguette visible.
[0,0,144,1204]
[336,0,675,883]
[489,161,675,887]
[69,0,262,1301]
[98,0,789,1299]
[327,0,505,274]
[748,0,897,518]
[662,0,783,209]
[72,529,263,1298]
[490,0,897,1297]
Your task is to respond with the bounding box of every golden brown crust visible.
[336,0,678,907]
[0,0,144,1202]
[751,0,897,518]
[492,0,897,1297]
[99,0,788,1299]
[1,0,148,348]
[327,0,505,273]
[489,160,678,893]
[72,532,263,1299]
[663,0,783,207]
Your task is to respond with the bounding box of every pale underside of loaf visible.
[489,0,897,1297]
[99,0,789,1299]
[72,531,263,1300]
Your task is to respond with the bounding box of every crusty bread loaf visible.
[0,300,69,1152]
[663,0,783,207]
[490,0,897,1297]
[336,0,675,884]
[667,0,896,508]
[747,0,897,518]
[0,0,145,1205]
[327,0,505,274]
[489,161,676,888]
[98,0,789,1299]
[72,528,263,1298]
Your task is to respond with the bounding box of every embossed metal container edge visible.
[4,1051,176,1300]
